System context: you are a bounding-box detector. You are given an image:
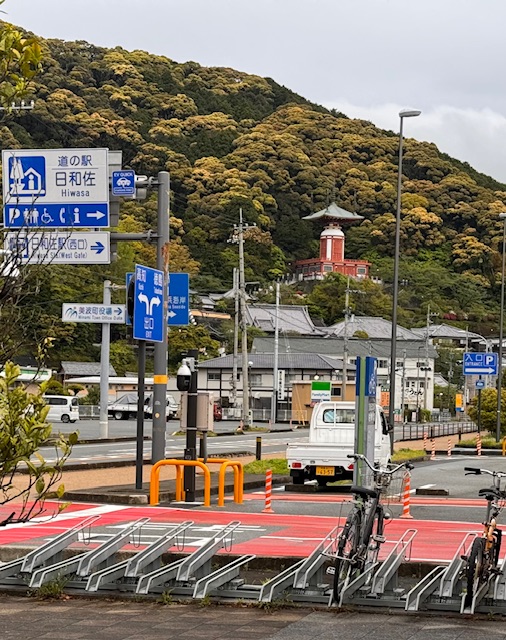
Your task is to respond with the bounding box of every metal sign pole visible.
[135,340,146,490]
[99,280,111,438]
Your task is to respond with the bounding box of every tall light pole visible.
[389,108,421,434]
[496,212,506,441]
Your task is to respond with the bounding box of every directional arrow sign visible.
[62,303,126,323]
[463,352,498,376]
[133,263,164,342]
[4,231,110,264]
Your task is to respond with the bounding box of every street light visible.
[389,108,421,436]
[496,213,506,441]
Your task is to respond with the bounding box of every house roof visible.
[324,316,420,340]
[61,361,117,377]
[246,304,324,336]
[198,353,354,371]
[252,336,438,360]
[410,324,486,343]
[302,202,364,223]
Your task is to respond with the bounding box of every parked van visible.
[286,401,391,486]
[43,395,80,423]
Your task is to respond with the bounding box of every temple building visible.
[293,203,370,280]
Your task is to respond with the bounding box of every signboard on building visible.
[311,380,331,403]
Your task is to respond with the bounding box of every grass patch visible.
[392,448,427,462]
[459,437,502,449]
[243,458,289,475]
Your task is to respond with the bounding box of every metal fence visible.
[397,420,477,441]
[78,405,100,419]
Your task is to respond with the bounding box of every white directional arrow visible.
[167,310,176,318]
[149,296,161,315]
[88,211,106,220]
[137,293,150,313]
[464,366,496,374]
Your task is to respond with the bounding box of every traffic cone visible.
[399,471,413,519]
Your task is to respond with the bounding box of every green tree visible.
[467,388,506,438]
[0,363,77,525]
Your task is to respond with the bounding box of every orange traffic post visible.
[262,469,274,513]
[150,459,211,507]
[477,433,482,457]
[430,439,436,460]
[502,436,506,456]
[423,431,428,453]
[447,438,452,458]
[399,471,414,519]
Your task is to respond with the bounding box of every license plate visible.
[316,466,334,476]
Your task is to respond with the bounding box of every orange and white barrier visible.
[400,471,413,519]
[447,438,452,458]
[423,431,428,452]
[262,469,274,513]
[430,439,436,460]
[477,433,482,457]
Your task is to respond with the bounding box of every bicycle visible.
[332,454,414,603]
[463,466,506,607]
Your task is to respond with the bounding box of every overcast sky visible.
[6,0,506,183]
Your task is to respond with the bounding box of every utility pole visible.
[424,305,430,410]
[342,278,351,401]
[231,267,239,410]
[238,209,250,427]
[99,280,111,438]
[401,348,406,423]
[271,281,280,424]
[151,171,170,463]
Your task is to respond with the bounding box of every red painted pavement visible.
[0,501,483,564]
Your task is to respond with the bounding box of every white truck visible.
[287,401,392,486]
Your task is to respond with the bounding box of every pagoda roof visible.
[303,202,364,222]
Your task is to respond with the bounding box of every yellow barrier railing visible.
[150,459,211,506]
[502,436,506,456]
[198,458,244,507]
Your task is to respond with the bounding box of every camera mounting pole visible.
[179,349,199,501]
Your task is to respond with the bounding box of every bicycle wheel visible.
[333,510,361,603]
[364,509,384,573]
[465,537,485,607]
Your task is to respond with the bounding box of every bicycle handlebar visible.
[464,466,506,478]
[347,453,413,475]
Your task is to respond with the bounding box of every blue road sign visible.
[125,272,134,326]
[463,352,498,376]
[133,264,164,342]
[168,272,190,326]
[2,148,109,228]
[476,379,485,389]
[112,170,135,197]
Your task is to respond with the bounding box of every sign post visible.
[354,356,377,486]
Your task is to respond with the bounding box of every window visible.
[207,372,221,381]
[357,267,366,275]
[322,408,355,424]
[323,264,333,272]
[331,386,342,397]
[250,373,262,386]
[378,359,388,368]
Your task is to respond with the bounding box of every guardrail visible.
[397,421,478,441]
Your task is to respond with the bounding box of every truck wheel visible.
[317,478,328,487]
[114,411,124,420]
[292,475,305,485]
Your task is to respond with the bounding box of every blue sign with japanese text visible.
[133,264,164,342]
[463,352,498,376]
[168,272,190,326]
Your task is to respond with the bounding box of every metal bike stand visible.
[0,515,99,587]
[136,521,241,595]
[341,529,417,608]
[258,559,306,603]
[30,517,149,589]
[404,566,446,612]
[86,521,194,592]
[493,556,506,600]
[193,554,256,599]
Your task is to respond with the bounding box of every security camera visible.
[177,360,192,392]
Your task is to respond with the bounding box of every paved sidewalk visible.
[2,596,506,640]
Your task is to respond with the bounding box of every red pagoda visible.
[293,203,370,280]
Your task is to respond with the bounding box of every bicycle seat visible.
[351,485,379,499]
[479,487,502,500]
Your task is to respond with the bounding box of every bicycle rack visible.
[461,551,506,615]
[259,526,340,604]
[86,521,194,592]
[30,517,149,589]
[0,515,99,588]
[404,532,475,612]
[340,529,417,608]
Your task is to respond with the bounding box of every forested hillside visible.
[2,28,506,366]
